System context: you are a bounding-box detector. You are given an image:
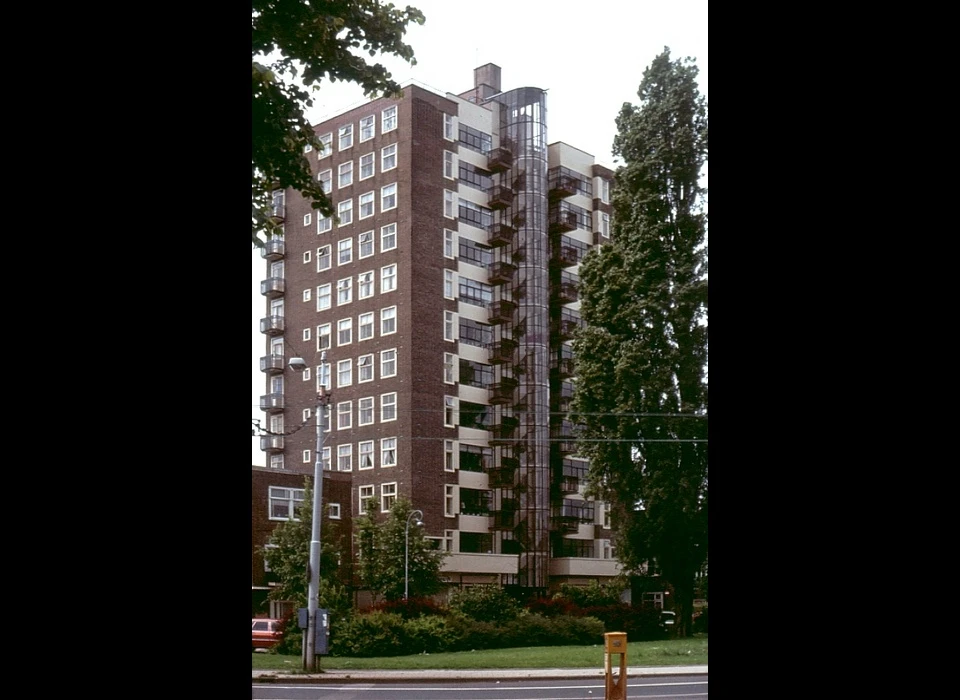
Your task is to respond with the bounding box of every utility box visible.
[603,631,627,700]
[297,608,330,655]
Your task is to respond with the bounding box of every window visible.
[359,311,374,339]
[381,305,396,335]
[359,484,374,512]
[329,503,341,519]
[304,250,312,264]
[337,317,352,345]
[269,486,305,520]
[381,482,397,512]
[444,229,456,258]
[601,178,610,203]
[303,288,312,303]
[359,439,374,468]
[380,348,397,377]
[318,169,332,194]
[337,277,352,305]
[302,327,311,341]
[338,124,353,150]
[358,354,374,382]
[338,443,353,471]
[381,392,397,422]
[322,446,331,470]
[319,132,332,157]
[458,123,492,153]
[382,105,397,132]
[317,245,331,271]
[459,162,493,192]
[459,359,493,388]
[381,438,397,468]
[316,323,331,351]
[443,310,457,341]
[444,189,456,218]
[337,400,353,429]
[444,150,457,179]
[381,143,397,171]
[317,214,332,233]
[444,396,458,427]
[459,239,492,267]
[381,264,397,292]
[359,397,374,426]
[359,114,375,141]
[380,183,397,212]
[444,439,457,471]
[601,212,610,238]
[303,449,311,463]
[337,358,352,387]
[359,152,375,180]
[303,408,312,421]
[317,283,331,311]
[444,269,456,299]
[359,191,375,219]
[272,189,285,217]
[317,362,331,391]
[359,230,374,258]
[381,223,397,251]
[458,277,493,307]
[269,454,284,469]
[443,113,457,140]
[444,352,457,383]
[458,198,492,230]
[459,445,492,474]
[338,161,353,188]
[337,199,353,226]
[338,238,353,265]
[445,485,456,517]
[459,318,492,347]
[301,366,311,381]
[303,212,312,227]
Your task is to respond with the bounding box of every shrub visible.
[329,610,408,657]
[372,597,448,619]
[404,615,455,654]
[448,585,522,623]
[693,607,708,634]
[557,581,624,608]
[273,612,301,656]
[524,596,577,618]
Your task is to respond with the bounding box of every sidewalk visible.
[253,665,708,683]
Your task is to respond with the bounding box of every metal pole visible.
[404,509,423,601]
[305,351,328,672]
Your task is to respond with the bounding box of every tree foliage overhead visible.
[354,498,448,602]
[252,1,425,246]
[572,47,707,638]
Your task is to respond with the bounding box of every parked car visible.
[252,618,283,651]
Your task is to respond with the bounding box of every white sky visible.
[252,0,708,466]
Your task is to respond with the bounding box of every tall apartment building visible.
[257,64,619,598]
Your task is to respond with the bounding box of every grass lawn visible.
[251,635,707,672]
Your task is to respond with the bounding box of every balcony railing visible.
[260,315,285,335]
[260,435,284,452]
[260,277,286,299]
[489,338,518,364]
[488,299,516,325]
[488,222,516,247]
[553,281,578,304]
[261,237,285,260]
[260,355,285,373]
[259,393,284,412]
[487,147,513,173]
[487,185,514,210]
[488,261,517,285]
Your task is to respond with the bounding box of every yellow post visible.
[604,631,628,700]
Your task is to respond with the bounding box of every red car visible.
[252,618,283,651]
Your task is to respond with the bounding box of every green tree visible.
[355,498,448,602]
[572,48,708,638]
[252,1,425,246]
[258,479,351,615]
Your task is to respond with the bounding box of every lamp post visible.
[404,509,424,601]
[288,351,330,672]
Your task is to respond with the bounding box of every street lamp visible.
[404,509,424,601]
[288,351,331,672]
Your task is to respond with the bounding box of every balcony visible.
[552,516,580,533]
[260,393,284,412]
[260,355,285,374]
[261,237,285,261]
[489,338,518,364]
[490,509,517,530]
[488,300,516,325]
[549,173,579,199]
[260,315,285,335]
[553,281,579,305]
[487,185,514,210]
[489,416,520,445]
[549,209,578,233]
[260,435,284,452]
[260,277,285,299]
[489,377,519,405]
[487,146,513,173]
[551,357,575,379]
[555,245,581,268]
[488,222,516,247]
[488,466,516,488]
[552,318,580,341]
[488,261,517,285]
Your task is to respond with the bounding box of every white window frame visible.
[382,105,398,132]
[381,263,397,293]
[359,484,374,512]
[303,288,312,302]
[359,229,374,258]
[338,160,353,189]
[302,366,311,382]
[359,152,375,180]
[444,352,457,384]
[444,395,458,427]
[444,189,456,218]
[329,503,341,519]
[443,113,457,140]
[337,358,353,388]
[338,238,353,266]
[381,392,397,422]
[381,306,397,335]
[443,150,457,179]
[358,439,375,468]
[358,398,375,427]
[359,190,375,219]
[303,450,311,463]
[303,212,312,226]
[338,123,353,151]
[302,327,311,341]
[337,277,352,305]
[358,271,374,300]
[338,443,353,471]
[316,322,331,351]
[381,223,397,251]
[317,244,331,272]
[337,199,353,226]
[380,348,397,378]
[381,482,397,512]
[322,446,331,471]
[381,438,397,468]
[358,354,374,382]
[317,214,332,234]
[269,486,305,521]
[445,484,456,517]
[317,283,332,311]
[359,310,374,339]
[444,269,456,299]
[317,362,331,391]
[337,317,352,346]
[337,400,353,430]
[319,132,332,157]
[443,310,457,341]
[359,114,375,142]
[319,169,332,194]
[380,182,397,212]
[303,250,312,264]
[381,143,397,171]
[444,229,456,258]
[445,439,457,471]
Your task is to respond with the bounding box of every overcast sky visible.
[252,0,708,466]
